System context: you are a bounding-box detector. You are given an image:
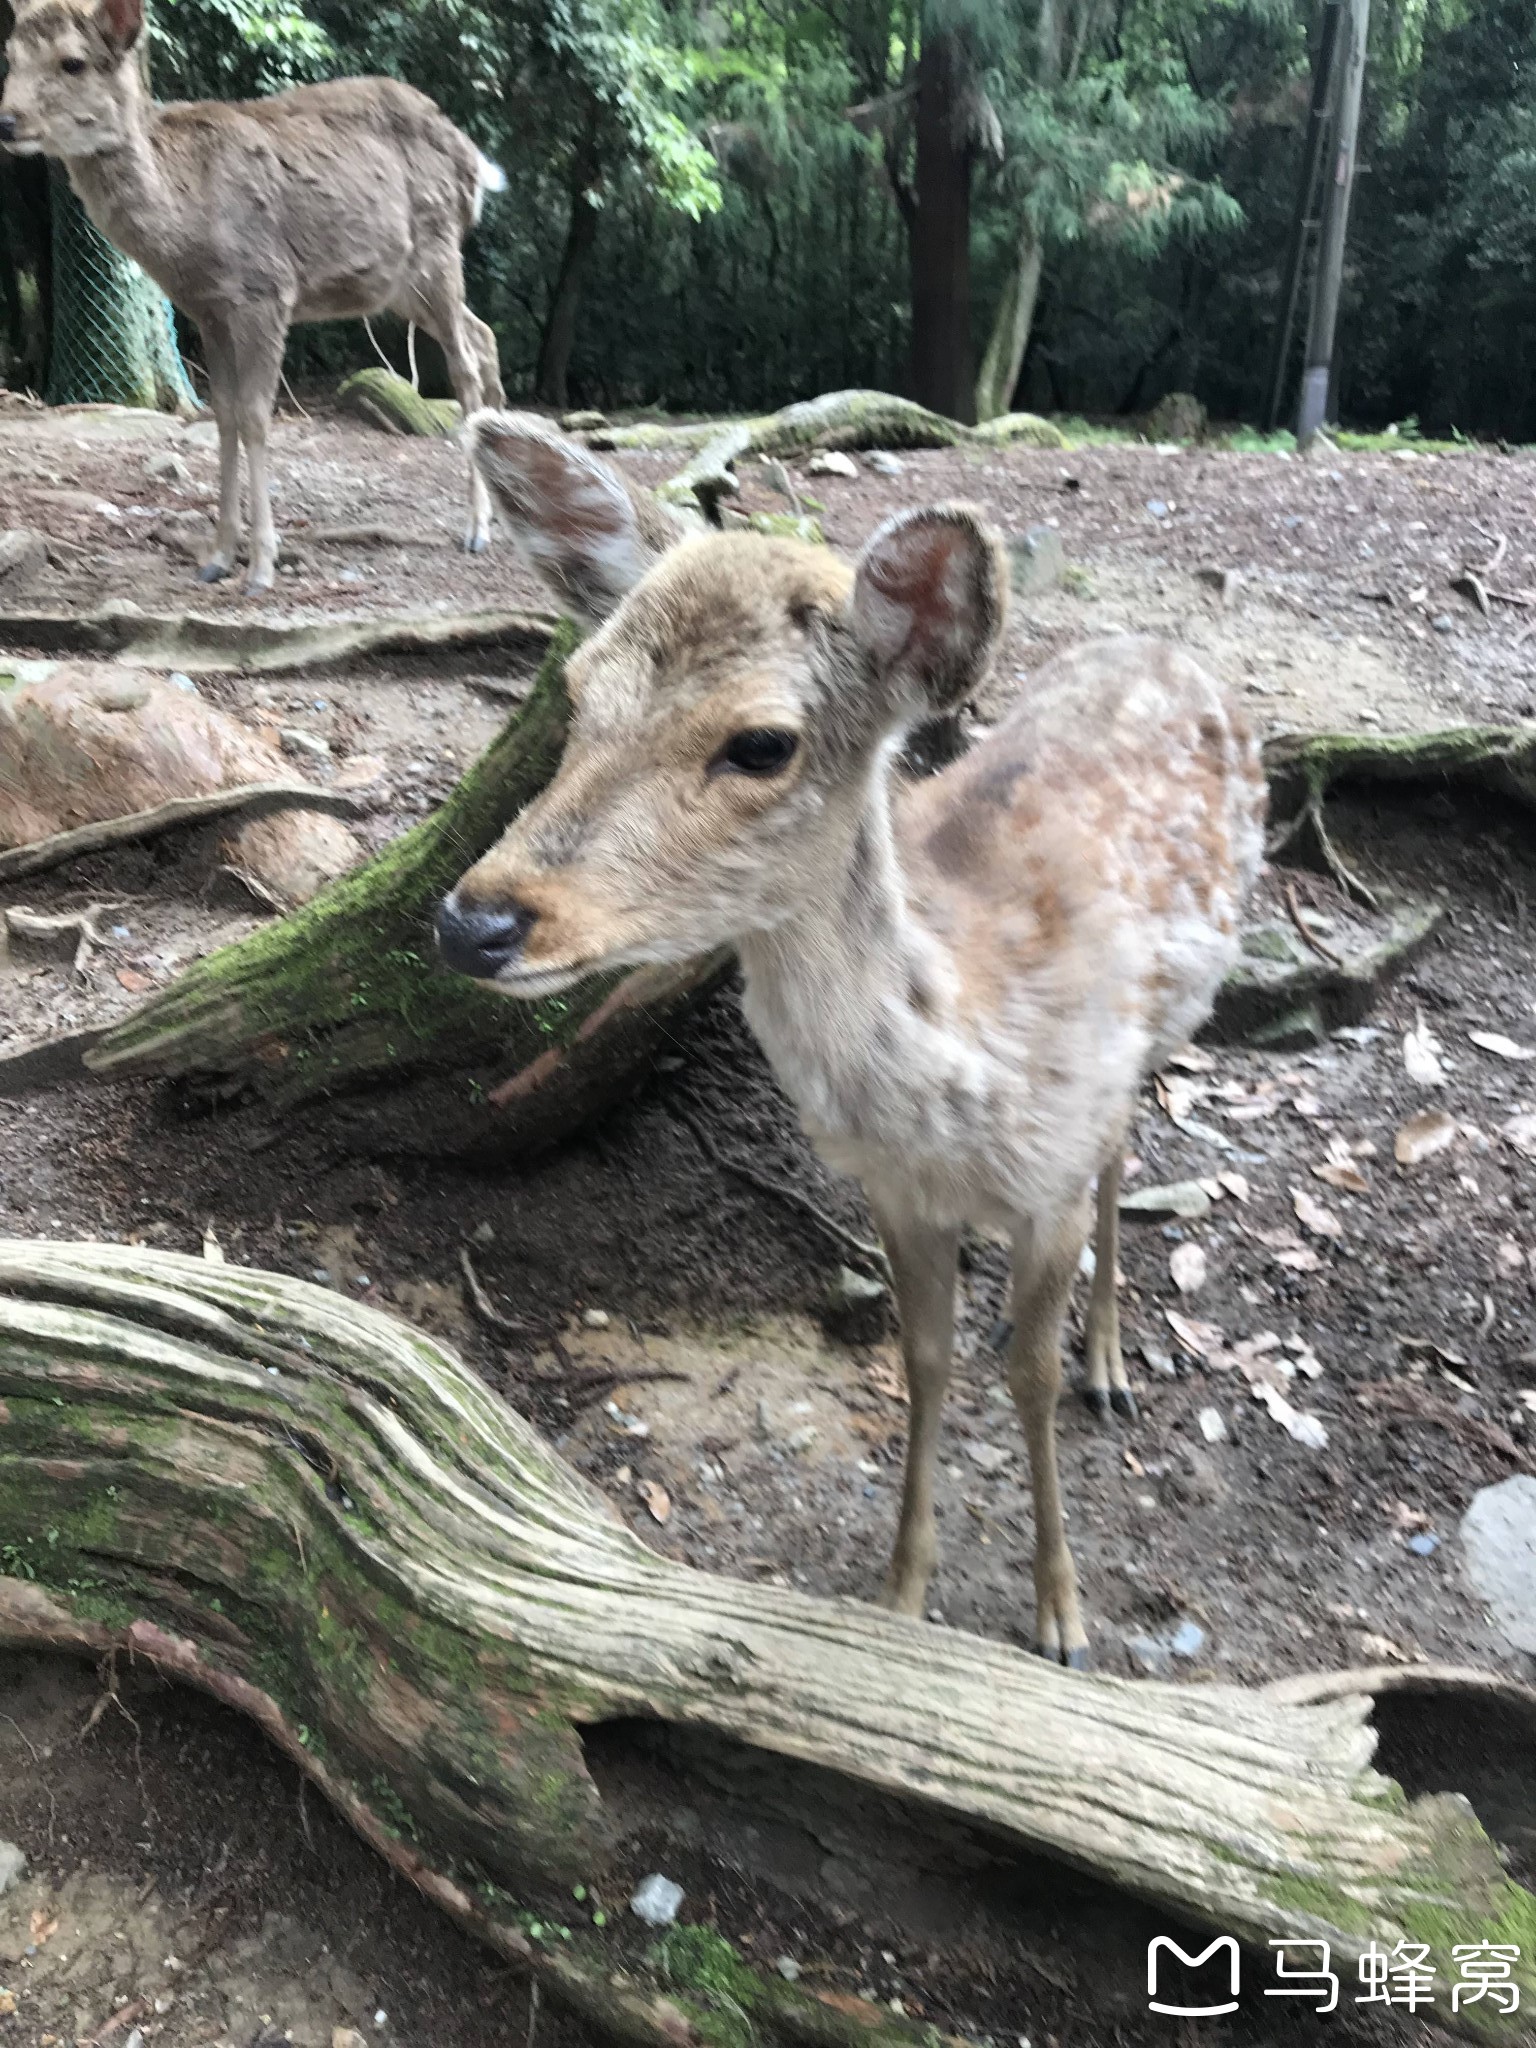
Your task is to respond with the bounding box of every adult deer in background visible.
[437,415,1266,1664]
[0,0,505,593]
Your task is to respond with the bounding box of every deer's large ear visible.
[97,0,144,52]
[847,505,1006,715]
[469,410,674,622]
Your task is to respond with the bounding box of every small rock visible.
[806,449,859,478]
[866,450,904,476]
[280,727,332,762]
[775,1956,802,1982]
[1144,391,1206,442]
[1198,1406,1228,1444]
[784,1424,819,1454]
[582,1307,611,1329]
[0,528,49,585]
[1141,1344,1177,1379]
[146,450,191,485]
[0,1840,25,1896]
[822,1264,890,1345]
[159,509,214,561]
[1241,923,1305,964]
[1432,613,1455,634]
[630,1873,685,1927]
[1006,525,1065,599]
[1119,1179,1211,1222]
[123,2032,145,2048]
[333,2032,369,2048]
[1461,1475,1536,1652]
[1406,1531,1441,1557]
[1145,499,1171,521]
[471,1221,495,1247]
[964,1440,1011,1474]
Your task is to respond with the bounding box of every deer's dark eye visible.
[61,55,87,72]
[715,729,799,778]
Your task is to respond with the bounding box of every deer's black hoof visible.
[1064,1646,1090,1671]
[1082,1384,1112,1422]
[462,530,490,556]
[1033,1640,1091,1671]
[1110,1385,1140,1422]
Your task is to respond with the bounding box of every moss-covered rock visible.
[337,369,462,439]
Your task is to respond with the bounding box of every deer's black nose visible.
[435,894,537,979]
[0,117,18,145]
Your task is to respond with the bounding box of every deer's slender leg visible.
[1083,1150,1136,1421]
[467,310,505,409]
[228,311,288,595]
[402,276,494,555]
[864,1191,960,1617]
[197,321,243,584]
[1009,1198,1091,1667]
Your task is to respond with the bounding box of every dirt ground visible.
[2,394,1536,2048]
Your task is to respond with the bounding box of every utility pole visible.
[1263,0,1342,432]
[1296,0,1369,446]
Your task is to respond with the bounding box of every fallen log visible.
[81,625,726,1138]
[0,1240,1530,2045]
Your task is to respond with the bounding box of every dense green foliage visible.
[4,0,1533,434]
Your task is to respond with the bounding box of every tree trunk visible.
[974,222,1043,423]
[908,30,975,423]
[83,623,725,1147]
[536,119,603,410]
[0,1238,1531,2046]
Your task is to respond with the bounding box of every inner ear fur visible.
[848,504,1007,715]
[469,410,687,623]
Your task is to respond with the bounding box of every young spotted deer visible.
[437,414,1266,1663]
[0,0,505,593]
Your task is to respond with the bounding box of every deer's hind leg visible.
[1083,1150,1137,1421]
[397,268,495,554]
[224,306,289,595]
[1008,1196,1092,1667]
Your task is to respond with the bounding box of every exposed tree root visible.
[1,1239,1531,2043]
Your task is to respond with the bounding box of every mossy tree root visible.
[82,624,723,1134]
[1,1240,1532,2044]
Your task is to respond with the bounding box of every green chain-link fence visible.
[45,167,199,413]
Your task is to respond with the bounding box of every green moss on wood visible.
[337,368,462,439]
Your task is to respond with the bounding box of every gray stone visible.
[866,450,904,476]
[0,1840,25,1896]
[1461,1475,1536,1653]
[964,1439,1011,1474]
[1168,1447,1229,1508]
[1119,1179,1212,1222]
[630,1873,685,1926]
[0,528,48,585]
[1006,525,1065,599]
[805,449,858,478]
[280,727,332,762]
[1145,391,1207,442]
[1241,924,1304,964]
[146,451,191,485]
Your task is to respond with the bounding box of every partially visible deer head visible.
[436,410,1006,989]
[0,0,146,159]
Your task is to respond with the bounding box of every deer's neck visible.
[736,751,972,1164]
[66,89,178,278]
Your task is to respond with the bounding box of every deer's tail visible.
[472,151,507,226]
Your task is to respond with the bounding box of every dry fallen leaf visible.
[1165,1309,1226,1360]
[1169,1242,1208,1294]
[1502,1110,1536,1158]
[1358,1631,1411,1664]
[638,1478,671,1525]
[1469,1029,1536,1062]
[115,966,153,994]
[1164,1045,1216,1073]
[1395,1108,1458,1167]
[1217,1171,1251,1202]
[1496,1238,1526,1275]
[28,1910,58,1945]
[867,1360,909,1404]
[1122,1447,1146,1476]
[1275,1245,1324,1273]
[1403,1012,1445,1085]
[201,1229,225,1264]
[1251,1383,1328,1449]
[1291,1188,1343,1240]
[1313,1158,1369,1194]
